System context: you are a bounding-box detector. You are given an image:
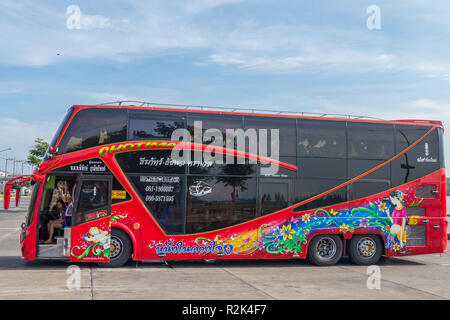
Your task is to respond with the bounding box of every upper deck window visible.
[347,122,394,160]
[129,118,184,140]
[298,120,347,158]
[57,108,127,154]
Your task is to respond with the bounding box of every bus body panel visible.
[15,105,448,264]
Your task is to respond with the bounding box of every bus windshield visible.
[56,108,127,155]
[44,108,74,161]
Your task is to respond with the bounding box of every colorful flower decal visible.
[408,216,420,225]
[281,224,295,240]
[359,218,370,228]
[71,227,111,259]
[249,194,407,255]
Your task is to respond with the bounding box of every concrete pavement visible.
[0,198,449,300]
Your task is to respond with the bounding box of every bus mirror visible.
[15,188,20,207]
[3,183,11,210]
[48,146,58,154]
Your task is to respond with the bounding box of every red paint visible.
[6,105,448,263]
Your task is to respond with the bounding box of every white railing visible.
[99,100,384,121]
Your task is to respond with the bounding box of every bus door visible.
[70,175,112,263]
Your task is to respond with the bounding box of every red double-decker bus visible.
[4,102,448,267]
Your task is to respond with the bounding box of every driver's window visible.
[74,180,109,225]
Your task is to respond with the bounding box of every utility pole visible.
[0,148,11,178]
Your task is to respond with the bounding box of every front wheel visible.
[307,235,343,266]
[98,228,132,268]
[348,235,383,265]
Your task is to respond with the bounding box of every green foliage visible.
[27,138,49,166]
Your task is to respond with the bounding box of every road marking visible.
[0,228,19,242]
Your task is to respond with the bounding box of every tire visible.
[307,235,343,266]
[98,228,132,268]
[348,235,383,265]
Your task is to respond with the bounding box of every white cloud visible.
[81,14,112,30]
[184,0,245,15]
[0,118,58,167]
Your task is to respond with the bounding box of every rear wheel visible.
[98,228,132,268]
[307,235,343,266]
[348,235,382,265]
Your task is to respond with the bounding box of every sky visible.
[0,0,449,175]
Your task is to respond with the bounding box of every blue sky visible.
[1,0,450,174]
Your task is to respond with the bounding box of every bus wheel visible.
[100,228,132,268]
[348,235,382,265]
[307,235,343,266]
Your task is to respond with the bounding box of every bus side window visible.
[347,123,394,160]
[74,181,109,225]
[298,120,347,158]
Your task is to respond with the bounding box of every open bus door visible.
[70,175,112,263]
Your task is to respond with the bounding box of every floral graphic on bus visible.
[70,227,111,259]
[255,191,411,255]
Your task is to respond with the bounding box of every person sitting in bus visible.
[43,199,66,244]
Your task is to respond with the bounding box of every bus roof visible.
[71,102,444,128]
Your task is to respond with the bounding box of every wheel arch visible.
[111,222,137,260]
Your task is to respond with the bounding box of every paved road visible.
[0,198,449,300]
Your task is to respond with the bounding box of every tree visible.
[27,138,49,166]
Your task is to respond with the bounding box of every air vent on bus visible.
[406,207,426,216]
[406,225,426,246]
[415,185,438,199]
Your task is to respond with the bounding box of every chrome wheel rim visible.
[316,237,337,259]
[110,236,123,259]
[357,237,376,258]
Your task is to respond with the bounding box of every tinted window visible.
[77,181,108,212]
[58,108,127,154]
[129,118,184,140]
[187,114,243,147]
[293,178,347,212]
[244,117,296,157]
[349,180,390,201]
[73,180,109,225]
[260,156,297,178]
[298,158,347,179]
[115,150,186,174]
[50,108,74,147]
[25,182,41,226]
[129,175,185,234]
[112,177,131,204]
[186,176,256,234]
[188,151,257,176]
[392,127,440,186]
[348,159,390,180]
[298,120,347,158]
[348,122,394,160]
[260,180,290,216]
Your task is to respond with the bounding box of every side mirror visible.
[48,146,58,154]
